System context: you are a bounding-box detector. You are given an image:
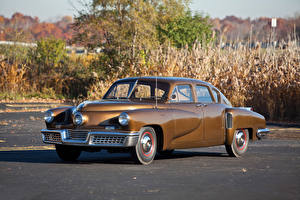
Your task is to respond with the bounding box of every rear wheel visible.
[55,144,81,161]
[225,129,249,157]
[132,127,157,165]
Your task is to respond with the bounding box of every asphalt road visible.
[0,111,300,200]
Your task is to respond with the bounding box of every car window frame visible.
[211,88,220,103]
[194,84,215,104]
[169,84,195,104]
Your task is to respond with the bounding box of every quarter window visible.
[220,93,232,106]
[170,85,193,103]
[212,89,220,103]
[195,85,213,103]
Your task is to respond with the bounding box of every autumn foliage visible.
[0,12,299,44]
[0,12,73,42]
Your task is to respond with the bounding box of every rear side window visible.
[170,85,193,103]
[220,93,232,106]
[195,85,213,103]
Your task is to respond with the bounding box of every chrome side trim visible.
[41,129,140,147]
[237,107,252,111]
[225,113,233,128]
[256,128,270,139]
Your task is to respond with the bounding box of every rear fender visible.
[225,108,266,145]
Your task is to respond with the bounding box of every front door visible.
[169,84,205,148]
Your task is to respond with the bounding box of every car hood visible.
[77,100,155,112]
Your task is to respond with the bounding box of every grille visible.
[69,130,88,141]
[92,135,126,145]
[43,132,62,143]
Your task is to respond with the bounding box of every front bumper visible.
[41,129,140,147]
[256,128,270,139]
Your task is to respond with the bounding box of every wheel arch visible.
[143,124,164,152]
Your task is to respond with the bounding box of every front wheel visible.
[55,144,82,161]
[225,129,249,157]
[131,127,157,165]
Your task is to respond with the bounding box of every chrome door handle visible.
[196,104,207,107]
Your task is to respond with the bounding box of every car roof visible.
[116,76,214,87]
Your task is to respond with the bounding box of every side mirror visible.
[171,94,176,99]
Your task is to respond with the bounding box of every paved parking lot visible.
[0,111,299,200]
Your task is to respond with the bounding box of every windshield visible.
[103,80,170,102]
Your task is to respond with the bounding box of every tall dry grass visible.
[0,61,28,93]
[0,41,299,121]
[88,42,300,121]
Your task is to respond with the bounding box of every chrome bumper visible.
[41,129,140,147]
[256,128,270,139]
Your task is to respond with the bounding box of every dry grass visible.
[0,41,299,121]
[0,61,28,92]
[87,41,300,121]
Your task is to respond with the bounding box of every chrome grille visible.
[43,132,62,143]
[91,135,126,145]
[69,130,88,141]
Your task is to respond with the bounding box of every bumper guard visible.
[256,128,270,139]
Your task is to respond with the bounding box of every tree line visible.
[1,9,299,47]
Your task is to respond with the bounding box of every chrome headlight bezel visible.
[44,111,54,123]
[118,112,129,126]
[71,107,77,115]
[73,112,86,126]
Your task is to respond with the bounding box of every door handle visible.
[196,104,207,107]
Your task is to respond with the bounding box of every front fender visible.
[126,108,176,150]
[45,106,74,128]
[47,106,74,116]
[225,108,266,145]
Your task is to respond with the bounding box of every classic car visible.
[41,77,269,164]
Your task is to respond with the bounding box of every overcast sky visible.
[0,0,299,21]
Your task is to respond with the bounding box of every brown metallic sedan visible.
[41,77,269,164]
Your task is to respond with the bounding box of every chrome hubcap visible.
[141,135,152,153]
[236,131,246,148]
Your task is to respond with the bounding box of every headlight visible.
[118,112,129,126]
[44,111,54,123]
[74,112,86,126]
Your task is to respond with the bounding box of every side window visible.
[170,85,193,103]
[155,88,165,98]
[134,84,151,98]
[195,85,213,103]
[212,89,220,103]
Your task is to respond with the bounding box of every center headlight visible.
[118,112,129,126]
[74,112,86,126]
